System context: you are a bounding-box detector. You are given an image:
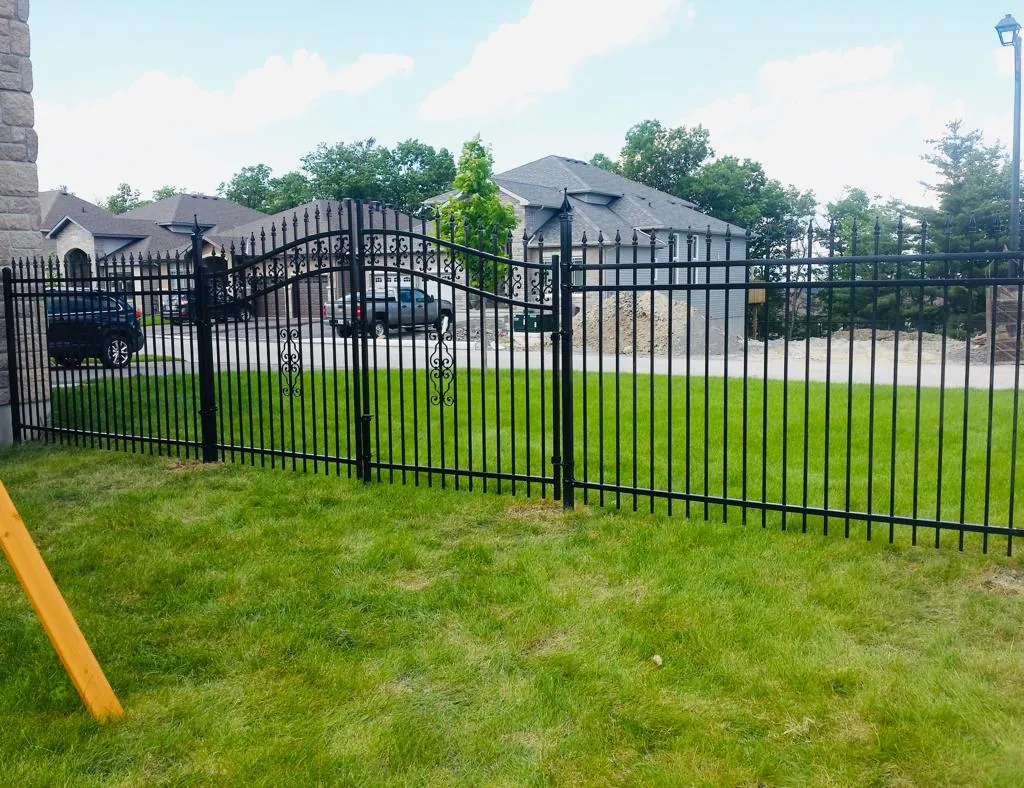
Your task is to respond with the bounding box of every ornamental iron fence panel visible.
[4,199,1023,554]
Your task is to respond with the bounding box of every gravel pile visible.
[571,293,745,356]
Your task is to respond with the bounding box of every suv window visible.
[413,290,427,303]
[398,290,413,304]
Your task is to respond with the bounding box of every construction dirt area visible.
[449,294,1022,389]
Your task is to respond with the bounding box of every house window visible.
[571,256,585,287]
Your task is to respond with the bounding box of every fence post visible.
[558,195,575,509]
[3,267,22,444]
[191,219,218,463]
[350,200,373,482]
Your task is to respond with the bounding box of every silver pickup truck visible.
[322,287,454,339]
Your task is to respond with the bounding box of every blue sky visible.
[30,0,1021,208]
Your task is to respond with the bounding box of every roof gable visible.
[38,190,115,232]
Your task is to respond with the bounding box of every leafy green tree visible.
[439,136,518,291]
[218,164,273,211]
[589,152,617,172]
[389,140,457,207]
[152,185,186,201]
[266,171,313,214]
[302,139,393,202]
[103,183,147,214]
[301,138,455,207]
[617,120,713,198]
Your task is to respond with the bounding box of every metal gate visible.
[3,199,562,495]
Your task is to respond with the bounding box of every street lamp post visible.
[997,13,1022,267]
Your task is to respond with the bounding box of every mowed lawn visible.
[1,447,1023,785]
[48,367,1024,536]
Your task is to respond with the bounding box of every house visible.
[39,191,268,311]
[429,155,748,346]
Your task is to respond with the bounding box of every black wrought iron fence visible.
[3,199,1022,554]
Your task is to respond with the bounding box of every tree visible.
[302,139,396,203]
[916,120,1010,253]
[439,136,518,291]
[688,156,816,259]
[218,164,273,211]
[589,152,617,172]
[152,185,186,201]
[617,120,713,197]
[103,183,147,214]
[389,139,457,208]
[301,138,455,207]
[266,171,313,214]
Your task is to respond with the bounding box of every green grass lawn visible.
[0,446,1022,785]
[48,367,1024,544]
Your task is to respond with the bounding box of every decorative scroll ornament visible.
[428,315,455,407]
[279,326,302,397]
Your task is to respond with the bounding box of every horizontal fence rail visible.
[3,200,1022,554]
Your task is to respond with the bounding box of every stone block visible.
[0,211,32,229]
[0,89,32,126]
[0,161,36,196]
[0,142,26,161]
[20,54,29,91]
[24,126,35,161]
[0,1,15,19]
[8,228,39,251]
[0,195,37,213]
[0,54,21,73]
[0,67,22,89]
[9,19,28,56]
[17,0,28,23]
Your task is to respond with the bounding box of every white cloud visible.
[683,45,961,205]
[36,50,413,199]
[419,0,685,121]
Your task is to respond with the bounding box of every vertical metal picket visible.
[351,200,374,482]
[2,267,21,444]
[192,219,219,463]
[559,196,575,510]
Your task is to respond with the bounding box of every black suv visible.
[45,290,146,370]
[161,290,253,324]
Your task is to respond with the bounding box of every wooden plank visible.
[0,481,124,723]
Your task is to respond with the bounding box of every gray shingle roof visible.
[38,190,115,233]
[494,155,745,243]
[122,194,268,232]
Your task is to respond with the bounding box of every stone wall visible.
[0,0,47,443]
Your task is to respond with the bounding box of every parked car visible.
[323,287,454,338]
[45,289,146,370]
[161,289,253,324]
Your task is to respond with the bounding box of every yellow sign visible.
[0,481,124,723]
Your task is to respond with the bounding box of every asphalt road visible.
[47,320,1024,391]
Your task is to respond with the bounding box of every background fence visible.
[4,200,1023,554]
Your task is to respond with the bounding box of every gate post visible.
[191,219,219,463]
[558,195,575,509]
[3,267,22,444]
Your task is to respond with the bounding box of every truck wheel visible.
[372,319,387,339]
[333,325,351,339]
